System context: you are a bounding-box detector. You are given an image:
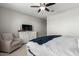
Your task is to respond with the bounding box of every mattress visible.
[26,36,79,56]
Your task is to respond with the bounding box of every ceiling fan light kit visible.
[40,7,45,10]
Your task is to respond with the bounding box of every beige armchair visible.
[0,33,23,53]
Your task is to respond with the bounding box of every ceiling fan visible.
[30,3,56,13]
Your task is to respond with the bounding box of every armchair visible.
[0,33,23,53]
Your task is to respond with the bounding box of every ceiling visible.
[0,3,79,19]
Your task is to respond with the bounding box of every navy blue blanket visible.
[30,35,61,45]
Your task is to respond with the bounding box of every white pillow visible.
[1,33,13,41]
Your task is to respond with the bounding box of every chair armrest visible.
[14,38,22,41]
[13,38,23,43]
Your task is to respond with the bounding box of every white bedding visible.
[26,36,79,56]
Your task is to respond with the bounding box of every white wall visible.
[0,7,46,37]
[47,7,79,37]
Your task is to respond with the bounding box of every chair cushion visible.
[1,33,13,41]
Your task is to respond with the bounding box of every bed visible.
[26,35,79,56]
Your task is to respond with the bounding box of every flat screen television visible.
[22,24,32,31]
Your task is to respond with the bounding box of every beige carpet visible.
[0,45,27,56]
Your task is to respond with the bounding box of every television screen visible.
[22,24,32,31]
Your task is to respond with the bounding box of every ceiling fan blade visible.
[45,8,50,12]
[38,9,41,13]
[46,3,55,7]
[30,6,40,8]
